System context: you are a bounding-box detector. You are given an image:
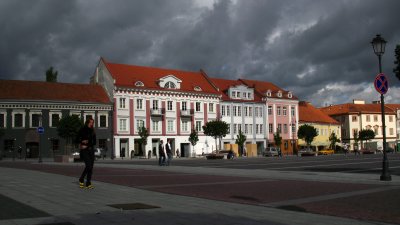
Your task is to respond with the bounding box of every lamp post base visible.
[380,160,391,181]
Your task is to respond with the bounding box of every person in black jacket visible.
[165,139,172,166]
[77,118,96,189]
[158,140,165,166]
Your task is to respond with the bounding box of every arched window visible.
[288,92,292,98]
[135,81,144,87]
[277,91,282,98]
[164,81,176,89]
[194,86,202,91]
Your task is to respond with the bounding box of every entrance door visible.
[120,139,128,159]
[180,143,190,157]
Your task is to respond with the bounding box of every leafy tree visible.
[46,67,58,82]
[57,115,83,155]
[273,131,282,149]
[297,124,317,148]
[358,129,375,149]
[394,45,400,81]
[137,126,149,156]
[235,129,246,156]
[189,128,199,153]
[329,132,340,150]
[202,120,229,152]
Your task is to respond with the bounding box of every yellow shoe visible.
[79,182,85,188]
[85,184,94,189]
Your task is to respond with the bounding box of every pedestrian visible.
[165,139,172,166]
[17,146,22,159]
[158,140,165,166]
[176,148,180,158]
[77,118,96,189]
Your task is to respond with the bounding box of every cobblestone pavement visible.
[0,158,399,225]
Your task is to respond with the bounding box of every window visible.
[366,115,370,122]
[232,91,236,98]
[194,86,202,91]
[269,123,273,134]
[277,107,281,116]
[136,119,145,131]
[152,120,159,132]
[182,102,187,111]
[221,105,225,116]
[85,114,94,125]
[291,106,295,116]
[260,124,263,134]
[137,99,143,110]
[277,124,282,133]
[153,100,159,110]
[374,115,378,122]
[99,115,107,128]
[14,113,23,127]
[119,98,126,109]
[119,119,127,131]
[238,106,242,117]
[226,106,230,116]
[389,116,393,122]
[167,120,174,132]
[135,81,144,87]
[249,107,253,117]
[374,126,379,135]
[249,124,253,134]
[237,92,241,98]
[50,139,60,151]
[244,107,248,117]
[182,121,188,132]
[245,124,248,134]
[283,107,287,116]
[238,124,242,133]
[196,121,202,132]
[50,113,60,127]
[352,116,357,122]
[255,107,258,117]
[164,81,176,89]
[389,128,394,135]
[352,129,358,137]
[31,113,41,127]
[209,103,214,113]
[233,124,237,134]
[196,102,201,112]
[268,106,272,115]
[256,124,259,134]
[0,113,4,128]
[167,101,173,111]
[233,106,237,116]
[283,124,288,134]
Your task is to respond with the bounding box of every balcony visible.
[151,108,163,116]
[180,109,193,117]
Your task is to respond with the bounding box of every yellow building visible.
[298,101,341,150]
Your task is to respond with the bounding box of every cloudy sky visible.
[1,0,400,107]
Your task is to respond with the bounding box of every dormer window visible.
[194,86,202,91]
[277,91,282,98]
[288,92,292,98]
[164,81,176,89]
[135,81,144,87]
[266,90,272,97]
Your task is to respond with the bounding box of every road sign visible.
[37,126,44,134]
[374,73,388,95]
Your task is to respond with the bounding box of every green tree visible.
[358,129,375,149]
[297,124,318,148]
[57,115,83,155]
[235,129,246,156]
[274,131,282,149]
[329,132,340,150]
[137,126,149,156]
[394,45,400,81]
[46,66,58,82]
[202,120,229,152]
[189,128,199,154]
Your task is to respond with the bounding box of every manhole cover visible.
[108,203,160,210]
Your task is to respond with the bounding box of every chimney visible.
[353,99,365,104]
[372,100,381,104]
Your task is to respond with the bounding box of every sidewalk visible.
[0,160,398,225]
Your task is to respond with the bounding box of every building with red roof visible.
[320,100,397,151]
[0,80,112,159]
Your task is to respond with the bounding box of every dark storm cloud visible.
[1,0,400,106]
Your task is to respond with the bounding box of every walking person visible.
[176,148,180,158]
[165,139,172,166]
[158,140,165,166]
[77,118,96,189]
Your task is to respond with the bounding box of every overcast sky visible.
[1,0,400,107]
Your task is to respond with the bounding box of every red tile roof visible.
[320,103,396,115]
[299,101,339,124]
[210,78,263,102]
[102,59,220,95]
[239,79,298,100]
[386,104,400,111]
[0,80,110,104]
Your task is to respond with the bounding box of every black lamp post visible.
[371,34,391,181]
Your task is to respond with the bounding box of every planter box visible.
[54,155,74,163]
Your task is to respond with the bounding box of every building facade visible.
[92,58,299,158]
[298,101,341,151]
[0,80,113,159]
[320,100,396,151]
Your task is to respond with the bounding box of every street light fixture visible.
[371,34,391,181]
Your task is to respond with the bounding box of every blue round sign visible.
[37,126,44,134]
[374,73,388,95]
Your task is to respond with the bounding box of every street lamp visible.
[371,34,391,181]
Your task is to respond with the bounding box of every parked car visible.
[360,148,375,154]
[264,147,279,157]
[298,148,317,156]
[318,149,335,155]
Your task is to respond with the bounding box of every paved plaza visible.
[0,155,399,225]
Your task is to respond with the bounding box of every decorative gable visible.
[159,75,182,89]
[228,84,254,100]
